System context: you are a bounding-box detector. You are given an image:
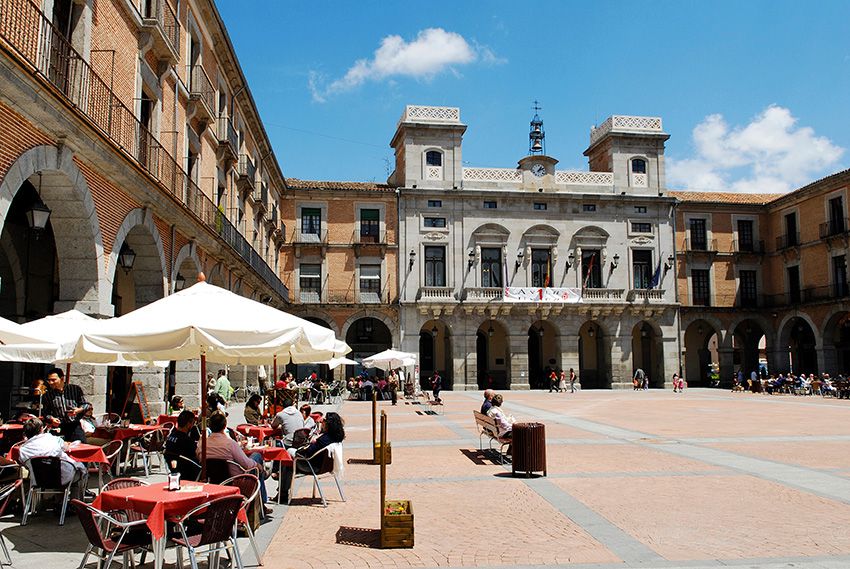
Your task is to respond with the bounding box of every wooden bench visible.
[472,411,510,463]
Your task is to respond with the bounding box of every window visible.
[425,151,442,167]
[301,207,321,235]
[829,197,845,235]
[688,218,707,250]
[530,249,552,287]
[483,201,497,209]
[692,269,710,306]
[737,219,754,252]
[360,264,381,296]
[360,209,380,242]
[634,206,647,214]
[424,217,447,228]
[631,158,647,174]
[424,246,446,287]
[300,264,321,294]
[533,203,547,211]
[581,249,602,288]
[481,248,502,288]
[834,255,848,297]
[739,270,757,305]
[582,204,597,212]
[427,200,442,208]
[787,265,801,303]
[784,212,798,246]
[632,250,653,289]
[631,222,652,234]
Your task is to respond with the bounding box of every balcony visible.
[353,229,388,258]
[215,115,238,164]
[820,217,850,239]
[237,155,256,194]
[463,287,503,302]
[0,0,288,303]
[187,64,215,124]
[417,287,456,302]
[254,182,269,215]
[776,232,801,250]
[299,290,321,304]
[582,288,625,302]
[732,239,765,255]
[297,288,392,305]
[139,0,180,64]
[265,205,279,233]
[683,237,718,254]
[627,289,666,303]
[290,228,328,258]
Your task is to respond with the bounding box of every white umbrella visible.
[362,348,417,371]
[0,316,54,346]
[316,356,359,370]
[59,281,350,365]
[0,310,166,366]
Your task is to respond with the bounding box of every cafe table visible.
[8,441,108,465]
[244,444,292,504]
[93,481,245,569]
[236,424,277,443]
[93,424,162,474]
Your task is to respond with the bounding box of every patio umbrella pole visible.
[200,353,207,480]
[273,355,277,385]
[65,362,71,382]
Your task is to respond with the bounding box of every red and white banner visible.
[503,287,582,303]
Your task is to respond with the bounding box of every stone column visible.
[509,333,530,390]
[818,345,834,375]
[456,332,476,391]
[718,347,735,388]
[766,346,789,376]
[132,365,166,416]
[560,333,579,378]
[609,335,632,389]
[175,359,202,410]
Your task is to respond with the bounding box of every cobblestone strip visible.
[436,553,850,569]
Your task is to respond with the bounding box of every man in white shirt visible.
[19,418,87,498]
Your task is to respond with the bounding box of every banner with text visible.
[503,287,582,303]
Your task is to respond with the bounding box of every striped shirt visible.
[44,384,90,423]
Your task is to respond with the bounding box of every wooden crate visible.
[381,500,413,548]
[373,441,392,465]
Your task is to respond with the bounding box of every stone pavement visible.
[5,388,850,569]
[265,388,850,569]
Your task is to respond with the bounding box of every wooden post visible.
[371,391,377,462]
[379,410,387,514]
[200,353,207,480]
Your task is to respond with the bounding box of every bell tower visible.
[529,100,545,155]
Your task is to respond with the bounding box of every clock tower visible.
[519,101,557,187]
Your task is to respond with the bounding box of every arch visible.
[724,314,773,350]
[419,319,453,389]
[777,316,818,374]
[0,145,107,314]
[0,234,25,318]
[206,262,227,288]
[171,242,202,292]
[528,320,560,389]
[573,225,611,239]
[341,310,397,347]
[299,311,341,338]
[345,316,393,379]
[471,223,510,239]
[823,310,850,374]
[521,224,560,240]
[683,319,722,387]
[631,320,664,388]
[476,319,511,390]
[107,208,168,303]
[578,320,610,389]
[777,313,820,348]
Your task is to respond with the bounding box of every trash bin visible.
[511,422,546,477]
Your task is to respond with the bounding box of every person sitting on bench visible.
[486,394,515,438]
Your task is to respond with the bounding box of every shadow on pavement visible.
[335,526,380,548]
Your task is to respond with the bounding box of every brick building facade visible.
[0,0,287,414]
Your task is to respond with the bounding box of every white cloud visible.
[309,28,501,102]
[667,106,845,194]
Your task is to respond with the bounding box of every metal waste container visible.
[511,422,546,477]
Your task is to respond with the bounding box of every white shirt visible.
[19,432,85,485]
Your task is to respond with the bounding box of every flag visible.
[649,251,663,289]
[501,247,508,293]
[582,253,596,289]
[544,255,551,287]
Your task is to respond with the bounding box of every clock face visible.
[531,163,546,177]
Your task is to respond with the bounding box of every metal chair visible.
[170,495,245,569]
[90,440,123,489]
[288,443,345,507]
[0,480,22,565]
[222,473,263,565]
[99,413,121,427]
[22,456,76,525]
[127,428,166,476]
[165,453,202,482]
[71,498,152,569]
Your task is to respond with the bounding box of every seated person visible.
[486,394,515,438]
[481,389,495,414]
[279,412,346,495]
[18,418,88,499]
[206,393,227,416]
[168,395,185,415]
[271,397,304,448]
[244,394,263,426]
[204,412,271,511]
[165,410,200,481]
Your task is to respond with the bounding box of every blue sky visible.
[217,1,850,193]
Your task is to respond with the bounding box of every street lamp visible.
[174,273,186,291]
[118,242,136,273]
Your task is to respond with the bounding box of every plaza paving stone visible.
[7,388,850,569]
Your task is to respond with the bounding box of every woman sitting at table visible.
[244,394,263,425]
[279,412,345,496]
[204,412,271,513]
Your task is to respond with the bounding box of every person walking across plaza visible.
[388,369,399,406]
[215,368,232,402]
[633,368,646,392]
[569,368,577,393]
[431,371,442,403]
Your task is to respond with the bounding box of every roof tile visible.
[668,191,782,205]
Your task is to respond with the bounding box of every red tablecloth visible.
[0,424,23,440]
[9,442,109,464]
[93,482,245,539]
[93,424,160,442]
[236,424,277,442]
[156,415,180,426]
[244,445,292,465]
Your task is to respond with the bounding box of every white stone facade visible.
[392,106,680,390]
